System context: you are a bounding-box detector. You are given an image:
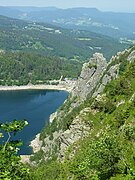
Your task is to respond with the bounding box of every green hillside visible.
[0,15,129,60]
[59,55,135,180]
[29,47,135,179]
[0,52,82,85]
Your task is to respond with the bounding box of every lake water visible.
[0,90,68,155]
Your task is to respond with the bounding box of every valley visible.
[0,15,128,60]
[0,4,135,180]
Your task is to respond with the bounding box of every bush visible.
[64,132,121,180]
[92,98,116,114]
[30,160,61,180]
[123,125,135,140]
[0,120,29,179]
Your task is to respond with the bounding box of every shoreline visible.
[0,83,74,92]
[2,82,75,160]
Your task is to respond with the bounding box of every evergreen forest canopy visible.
[0,15,129,61]
[0,52,82,85]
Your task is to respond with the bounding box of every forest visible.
[0,52,82,85]
[0,15,129,61]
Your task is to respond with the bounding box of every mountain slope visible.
[0,15,128,60]
[0,6,22,18]
[22,8,135,39]
[28,46,135,179]
[1,7,135,39]
[0,51,82,85]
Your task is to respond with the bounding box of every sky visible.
[0,0,135,13]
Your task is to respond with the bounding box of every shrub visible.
[0,120,29,179]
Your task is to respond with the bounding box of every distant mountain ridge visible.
[7,6,59,12]
[0,6,135,39]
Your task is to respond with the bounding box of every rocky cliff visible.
[71,53,107,101]
[27,46,135,166]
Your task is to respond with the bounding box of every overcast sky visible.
[0,0,135,12]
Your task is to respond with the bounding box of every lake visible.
[0,89,68,154]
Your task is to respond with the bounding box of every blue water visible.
[0,90,68,154]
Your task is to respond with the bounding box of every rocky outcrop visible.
[93,63,119,97]
[30,134,42,153]
[41,130,62,161]
[59,108,92,160]
[28,48,135,164]
[127,50,135,62]
[92,48,134,97]
[49,112,57,123]
[38,108,92,161]
[71,53,107,101]
[21,155,31,164]
[71,52,121,100]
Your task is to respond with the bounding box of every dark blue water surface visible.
[0,90,68,154]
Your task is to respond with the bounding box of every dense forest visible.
[0,52,82,85]
[0,15,129,60]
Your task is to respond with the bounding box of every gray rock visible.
[102,74,111,85]
[72,53,107,101]
[127,50,135,62]
[28,49,135,164]
[58,108,91,160]
[93,63,120,97]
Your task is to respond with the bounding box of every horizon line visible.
[0,5,135,13]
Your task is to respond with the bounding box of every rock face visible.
[37,108,92,161]
[92,48,134,97]
[30,134,42,153]
[59,108,92,159]
[41,130,62,161]
[127,50,135,62]
[28,48,135,164]
[49,111,57,123]
[29,53,108,162]
[72,53,107,101]
[93,63,119,97]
